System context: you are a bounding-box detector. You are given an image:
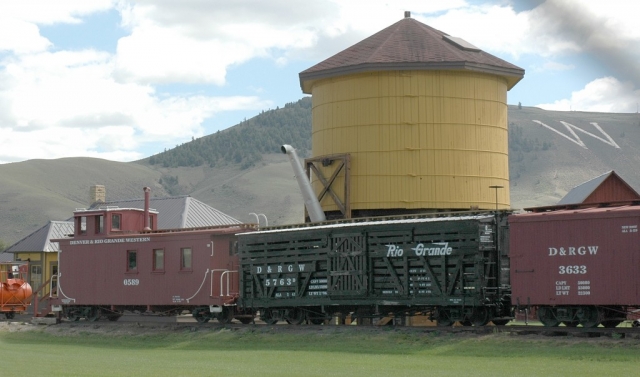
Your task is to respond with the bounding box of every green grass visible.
[2,327,640,377]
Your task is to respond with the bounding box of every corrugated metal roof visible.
[90,195,240,229]
[4,220,74,254]
[299,15,524,93]
[558,171,613,205]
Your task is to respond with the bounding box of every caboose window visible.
[112,214,121,230]
[180,248,192,270]
[95,215,104,234]
[77,216,87,235]
[153,249,164,271]
[127,250,137,272]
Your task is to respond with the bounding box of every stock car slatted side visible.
[238,230,331,307]
[366,220,492,306]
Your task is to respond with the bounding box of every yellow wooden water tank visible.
[310,70,509,212]
[300,14,523,215]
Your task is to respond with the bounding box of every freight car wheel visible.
[491,319,510,326]
[435,309,454,327]
[562,321,578,327]
[470,307,490,327]
[107,315,122,322]
[216,307,234,324]
[192,307,211,323]
[87,307,102,322]
[260,310,279,325]
[537,307,560,327]
[5,312,15,320]
[309,318,325,325]
[285,309,305,325]
[238,318,253,324]
[577,306,602,328]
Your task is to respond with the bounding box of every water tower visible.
[299,12,524,219]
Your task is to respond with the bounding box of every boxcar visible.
[510,205,640,327]
[237,212,511,326]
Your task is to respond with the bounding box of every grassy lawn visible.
[1,326,639,377]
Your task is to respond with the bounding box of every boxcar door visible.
[328,233,368,298]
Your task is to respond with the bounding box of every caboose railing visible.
[31,275,56,317]
[211,269,238,299]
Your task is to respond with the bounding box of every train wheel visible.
[5,312,15,320]
[470,307,490,327]
[216,307,234,324]
[436,309,454,327]
[537,307,560,327]
[87,307,102,322]
[285,309,305,325]
[562,321,578,327]
[492,319,510,326]
[107,314,123,322]
[260,310,279,325]
[459,320,472,326]
[309,318,325,325]
[577,306,602,328]
[192,307,211,323]
[66,313,81,321]
[238,317,253,324]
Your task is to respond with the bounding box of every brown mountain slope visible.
[2,105,640,247]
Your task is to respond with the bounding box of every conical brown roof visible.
[300,15,524,93]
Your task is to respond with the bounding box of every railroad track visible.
[20,315,639,340]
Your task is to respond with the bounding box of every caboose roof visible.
[299,13,524,93]
[90,196,241,228]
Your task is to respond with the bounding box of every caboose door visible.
[328,233,368,298]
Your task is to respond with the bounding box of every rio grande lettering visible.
[548,246,598,256]
[386,243,452,257]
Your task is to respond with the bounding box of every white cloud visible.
[0,48,271,163]
[0,0,117,54]
[536,77,640,113]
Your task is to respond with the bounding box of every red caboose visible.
[51,188,255,323]
[510,205,640,327]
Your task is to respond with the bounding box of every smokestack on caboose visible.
[296,12,524,220]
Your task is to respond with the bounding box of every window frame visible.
[126,250,138,273]
[111,213,122,230]
[95,215,104,234]
[180,247,193,272]
[152,248,165,273]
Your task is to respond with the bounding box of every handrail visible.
[211,269,238,298]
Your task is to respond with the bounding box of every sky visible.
[1,0,639,164]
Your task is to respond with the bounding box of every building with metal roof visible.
[557,171,640,205]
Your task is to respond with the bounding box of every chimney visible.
[143,187,151,231]
[404,11,411,18]
[90,185,105,205]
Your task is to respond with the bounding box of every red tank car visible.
[50,188,256,323]
[1,262,33,319]
[510,205,640,328]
